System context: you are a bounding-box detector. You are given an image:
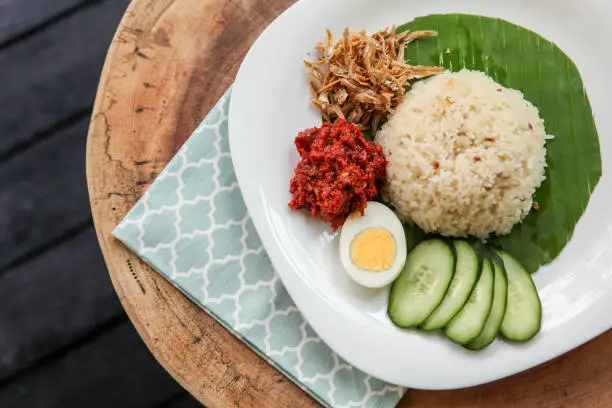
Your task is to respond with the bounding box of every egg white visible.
[339,201,407,288]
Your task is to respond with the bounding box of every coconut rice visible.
[375,70,551,238]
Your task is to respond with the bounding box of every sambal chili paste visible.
[288,119,387,230]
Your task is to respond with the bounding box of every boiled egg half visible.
[339,201,407,288]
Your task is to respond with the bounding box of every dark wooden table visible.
[0,1,200,406]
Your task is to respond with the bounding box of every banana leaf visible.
[395,14,601,273]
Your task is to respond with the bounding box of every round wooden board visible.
[86,0,612,406]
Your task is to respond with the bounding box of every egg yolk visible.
[350,228,396,271]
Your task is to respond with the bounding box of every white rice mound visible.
[375,70,551,238]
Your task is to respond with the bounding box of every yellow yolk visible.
[349,228,396,271]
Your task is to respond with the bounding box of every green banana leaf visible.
[395,14,601,273]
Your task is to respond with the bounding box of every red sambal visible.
[288,119,387,230]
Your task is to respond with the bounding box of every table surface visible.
[86,0,612,406]
[1,0,204,406]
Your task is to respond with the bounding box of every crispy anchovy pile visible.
[305,27,445,132]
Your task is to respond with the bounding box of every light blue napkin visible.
[113,89,406,407]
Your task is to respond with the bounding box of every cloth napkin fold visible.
[113,89,406,408]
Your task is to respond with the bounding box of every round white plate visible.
[229,0,612,389]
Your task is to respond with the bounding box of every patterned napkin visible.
[113,89,406,407]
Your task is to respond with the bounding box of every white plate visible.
[229,0,612,389]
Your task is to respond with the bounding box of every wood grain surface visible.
[86,0,612,406]
[3,0,204,405]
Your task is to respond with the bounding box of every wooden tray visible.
[86,0,612,406]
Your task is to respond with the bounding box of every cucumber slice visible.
[465,256,508,350]
[420,240,479,331]
[388,239,455,328]
[444,257,494,345]
[498,250,542,342]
